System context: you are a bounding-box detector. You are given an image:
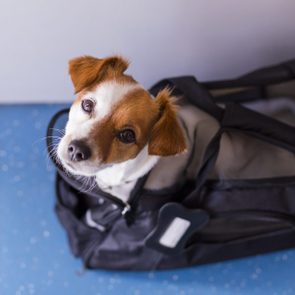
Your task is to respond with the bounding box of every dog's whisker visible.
[87,177,96,193]
[48,146,58,156]
[33,135,63,146]
[45,145,60,169]
[77,175,96,194]
[49,127,65,136]
[83,177,91,192]
[83,178,94,194]
[88,178,97,193]
[46,143,60,150]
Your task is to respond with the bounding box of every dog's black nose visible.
[68,140,91,162]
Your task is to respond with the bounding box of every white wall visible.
[0,0,295,103]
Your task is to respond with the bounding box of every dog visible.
[57,55,191,203]
[57,55,295,206]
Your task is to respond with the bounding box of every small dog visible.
[57,55,295,205]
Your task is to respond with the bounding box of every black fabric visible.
[48,59,295,270]
[54,173,295,270]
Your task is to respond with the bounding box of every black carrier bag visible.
[47,60,295,270]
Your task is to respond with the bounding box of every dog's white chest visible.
[95,178,137,203]
[95,146,160,202]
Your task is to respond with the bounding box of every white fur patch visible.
[91,81,140,121]
[65,81,140,141]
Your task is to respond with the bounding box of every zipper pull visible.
[121,203,131,216]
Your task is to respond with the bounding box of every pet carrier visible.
[47,59,295,270]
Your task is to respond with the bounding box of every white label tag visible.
[159,217,191,248]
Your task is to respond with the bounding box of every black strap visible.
[182,128,224,207]
[213,87,264,104]
[222,103,295,153]
[204,59,295,103]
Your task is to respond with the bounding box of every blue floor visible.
[0,104,295,295]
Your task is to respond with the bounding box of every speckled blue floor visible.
[0,104,295,295]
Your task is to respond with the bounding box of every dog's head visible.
[57,55,187,176]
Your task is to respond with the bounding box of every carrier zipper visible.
[211,209,295,224]
[121,173,151,224]
[93,173,151,226]
[99,192,131,215]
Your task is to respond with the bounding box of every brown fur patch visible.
[148,88,187,156]
[69,55,133,93]
[89,88,159,164]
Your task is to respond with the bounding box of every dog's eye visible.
[81,99,95,113]
[117,129,136,144]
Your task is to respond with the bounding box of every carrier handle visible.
[202,60,295,104]
[204,59,295,90]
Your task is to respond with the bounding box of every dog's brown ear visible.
[68,55,129,93]
[148,88,187,156]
